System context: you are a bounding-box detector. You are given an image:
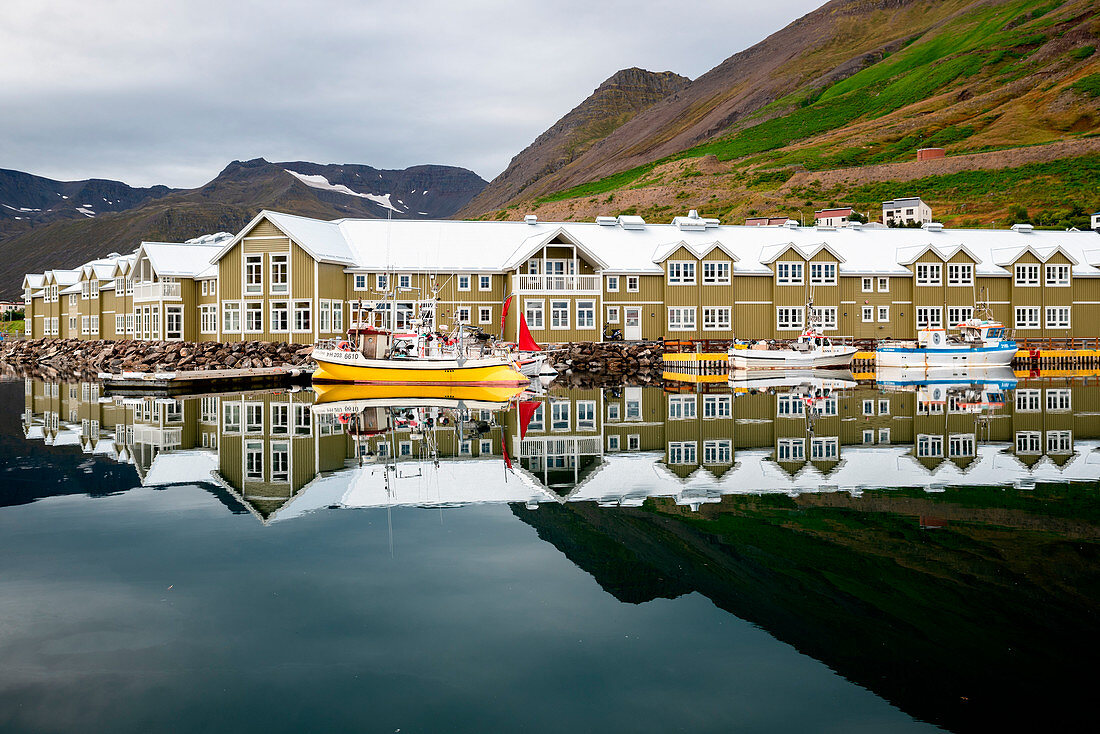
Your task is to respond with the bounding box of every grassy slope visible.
[488,0,1100,227]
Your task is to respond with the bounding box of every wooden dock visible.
[99,365,313,394]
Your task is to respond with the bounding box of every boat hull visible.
[874,344,1017,368]
[728,347,857,370]
[311,382,527,412]
[312,349,528,386]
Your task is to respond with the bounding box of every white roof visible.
[210,210,1100,279]
[140,241,224,278]
[142,449,219,487]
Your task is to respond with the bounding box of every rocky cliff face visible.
[461,68,689,215]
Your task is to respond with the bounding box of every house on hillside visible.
[1091,211,1099,231]
[882,197,932,226]
[813,207,854,227]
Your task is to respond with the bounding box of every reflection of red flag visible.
[518,400,540,440]
[502,438,513,470]
[518,313,541,352]
[501,295,513,333]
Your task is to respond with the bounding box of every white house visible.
[882,197,932,226]
[1091,211,1100,231]
[813,207,854,227]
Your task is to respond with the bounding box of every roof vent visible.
[1011,223,1034,233]
[524,214,538,225]
[673,213,706,230]
[922,222,944,232]
[688,209,699,219]
[595,216,617,226]
[618,215,646,230]
[785,220,800,230]
[847,222,862,231]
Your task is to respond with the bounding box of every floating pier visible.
[99,365,313,394]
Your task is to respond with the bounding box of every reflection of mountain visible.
[513,490,1099,733]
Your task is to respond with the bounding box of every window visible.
[1016,431,1041,454]
[201,280,208,296]
[668,395,697,420]
[115,314,125,333]
[777,395,804,417]
[1045,264,1070,287]
[948,307,973,326]
[916,307,942,329]
[626,276,639,292]
[607,435,620,451]
[293,301,311,332]
[877,306,890,322]
[703,395,731,418]
[220,302,241,333]
[70,293,78,307]
[809,262,837,285]
[68,316,77,332]
[627,434,640,451]
[1046,307,1070,329]
[89,281,99,298]
[916,434,943,458]
[915,263,941,286]
[398,274,411,289]
[947,263,973,286]
[353,274,368,291]
[332,302,343,333]
[878,277,889,292]
[525,300,544,329]
[878,399,890,415]
[703,440,732,465]
[270,301,289,332]
[1015,264,1040,286]
[667,261,696,285]
[271,404,289,435]
[811,437,838,460]
[245,255,263,294]
[949,434,975,458]
[478,306,492,324]
[551,401,570,430]
[200,305,217,334]
[863,399,875,416]
[810,306,837,330]
[776,262,803,285]
[245,403,264,433]
[576,300,595,329]
[526,259,540,275]
[863,429,875,445]
[861,306,873,323]
[455,307,471,324]
[776,307,804,331]
[862,277,873,292]
[1016,389,1041,412]
[879,428,891,444]
[81,316,89,335]
[374,273,387,290]
[479,275,492,291]
[1015,307,1040,330]
[668,441,697,464]
[550,300,569,329]
[1047,430,1072,455]
[479,439,493,455]
[576,401,596,430]
[294,404,312,436]
[245,441,264,480]
[1046,389,1071,412]
[703,307,731,330]
[318,300,331,332]
[777,438,804,461]
[606,306,620,324]
[527,403,544,431]
[702,262,730,284]
[667,307,696,331]
[607,403,620,422]
[457,275,471,291]
[126,313,134,334]
[606,275,619,292]
[126,279,133,296]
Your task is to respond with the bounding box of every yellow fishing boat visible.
[312,381,528,410]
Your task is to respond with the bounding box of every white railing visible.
[131,424,182,448]
[515,436,602,458]
[515,274,600,292]
[133,281,181,302]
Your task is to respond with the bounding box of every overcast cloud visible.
[0,0,821,188]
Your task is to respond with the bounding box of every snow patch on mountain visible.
[284,169,404,213]
[185,232,234,245]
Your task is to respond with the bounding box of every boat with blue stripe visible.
[875,318,1017,368]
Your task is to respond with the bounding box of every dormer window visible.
[809,262,836,285]
[947,263,973,286]
[1045,264,1070,287]
[1015,264,1039,286]
[667,261,696,285]
[702,262,730,285]
[776,262,803,285]
[915,263,941,286]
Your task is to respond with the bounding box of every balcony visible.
[514,436,602,458]
[133,281,181,302]
[514,274,600,293]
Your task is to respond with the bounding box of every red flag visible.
[502,438,513,470]
[501,295,513,333]
[518,400,540,440]
[518,313,541,352]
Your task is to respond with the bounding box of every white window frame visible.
[667,307,696,331]
[606,306,620,324]
[776,261,803,285]
[915,263,941,286]
[271,301,289,332]
[550,300,570,330]
[877,305,890,322]
[776,307,804,331]
[222,302,242,333]
[1016,431,1041,455]
[1045,264,1070,287]
[271,403,290,435]
[318,299,331,333]
[245,254,263,295]
[353,274,368,291]
[576,300,595,329]
[1046,389,1071,412]
[375,273,387,290]
[702,307,731,331]
[1015,264,1040,287]
[861,306,874,323]
[702,395,732,419]
[606,275,619,292]
[777,438,805,461]
[948,307,973,326]
[525,300,544,329]
[668,395,697,420]
[916,434,944,458]
[1046,430,1072,455]
[666,261,696,285]
[626,276,639,292]
[916,307,943,329]
[457,274,471,291]
[332,301,343,333]
[479,274,492,291]
[1015,306,1040,330]
[810,306,837,330]
[703,439,732,465]
[478,306,492,325]
[878,277,889,292]
[607,435,620,451]
[1045,306,1070,329]
[455,306,471,325]
[1015,389,1041,412]
[947,263,973,286]
[668,441,697,465]
[809,262,837,285]
[293,300,311,332]
[200,305,217,334]
[398,274,411,289]
[550,401,570,431]
[861,277,873,293]
[576,400,596,430]
[702,261,730,285]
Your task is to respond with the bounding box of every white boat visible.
[875,366,1017,412]
[875,319,1017,368]
[727,368,857,392]
[729,328,857,370]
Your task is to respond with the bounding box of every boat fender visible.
[931,331,943,347]
[337,341,354,352]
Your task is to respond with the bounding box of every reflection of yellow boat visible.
[312,382,527,413]
[312,349,528,386]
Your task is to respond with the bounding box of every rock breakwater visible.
[547,342,664,387]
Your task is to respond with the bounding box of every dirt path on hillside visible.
[783,138,1100,190]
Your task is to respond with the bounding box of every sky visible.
[0,0,822,189]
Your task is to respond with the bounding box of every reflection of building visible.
[20,378,1100,522]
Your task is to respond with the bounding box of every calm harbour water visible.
[1,374,1098,733]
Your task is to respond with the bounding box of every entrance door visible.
[624,307,642,340]
[165,306,183,341]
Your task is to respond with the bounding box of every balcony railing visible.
[133,281,181,302]
[514,274,600,292]
[514,436,602,458]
